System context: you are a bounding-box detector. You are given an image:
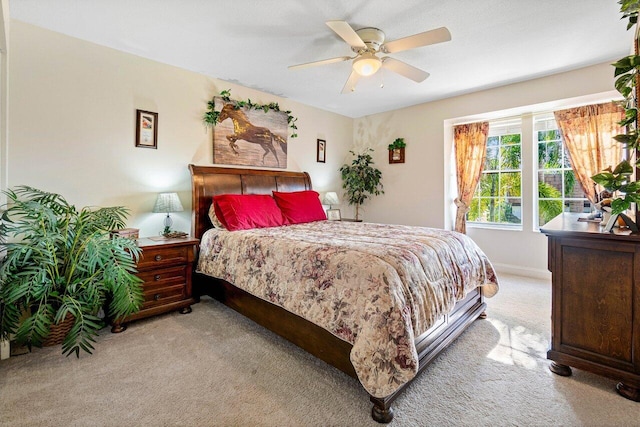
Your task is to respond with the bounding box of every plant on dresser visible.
[0,186,143,356]
[591,0,640,217]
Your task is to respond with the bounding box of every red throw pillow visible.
[272,190,327,224]
[212,194,285,231]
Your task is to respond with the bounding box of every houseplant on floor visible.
[0,186,143,356]
[340,149,384,221]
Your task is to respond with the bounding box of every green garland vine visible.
[202,89,298,138]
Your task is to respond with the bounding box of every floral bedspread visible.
[197,221,498,398]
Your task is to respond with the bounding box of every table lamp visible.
[153,192,184,236]
[322,192,340,210]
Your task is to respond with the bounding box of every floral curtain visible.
[554,102,625,204]
[454,122,490,234]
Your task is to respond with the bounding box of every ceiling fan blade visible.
[381,27,451,53]
[326,20,366,49]
[288,56,352,70]
[341,70,361,94]
[381,57,430,82]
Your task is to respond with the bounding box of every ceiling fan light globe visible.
[353,53,381,76]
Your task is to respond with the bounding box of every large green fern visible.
[0,186,143,356]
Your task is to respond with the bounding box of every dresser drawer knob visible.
[154,294,161,301]
[155,255,162,261]
[154,274,161,281]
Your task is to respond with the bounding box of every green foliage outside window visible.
[537,126,589,227]
[468,133,522,225]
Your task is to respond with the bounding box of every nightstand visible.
[111,237,199,333]
[340,218,363,222]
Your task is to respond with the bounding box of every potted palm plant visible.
[340,149,384,221]
[0,186,143,357]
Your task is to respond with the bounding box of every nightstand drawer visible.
[142,284,186,309]
[137,265,187,289]
[137,245,190,269]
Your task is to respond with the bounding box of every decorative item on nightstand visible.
[327,209,342,221]
[110,228,140,239]
[322,191,341,220]
[153,192,184,237]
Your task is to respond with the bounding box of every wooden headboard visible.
[188,165,312,240]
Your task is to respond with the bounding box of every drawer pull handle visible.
[154,294,161,301]
[154,274,161,281]
[155,255,162,261]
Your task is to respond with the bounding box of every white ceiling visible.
[9,0,631,118]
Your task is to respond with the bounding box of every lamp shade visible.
[322,192,340,206]
[152,192,184,213]
[352,53,382,76]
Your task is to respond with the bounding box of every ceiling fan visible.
[289,20,451,94]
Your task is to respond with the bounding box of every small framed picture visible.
[327,209,341,221]
[317,139,326,163]
[389,147,405,164]
[136,109,158,149]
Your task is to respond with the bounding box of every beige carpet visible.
[1,274,639,426]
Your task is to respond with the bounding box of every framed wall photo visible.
[317,139,326,163]
[327,209,341,221]
[135,109,158,149]
[389,147,405,164]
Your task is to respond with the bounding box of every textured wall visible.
[8,21,353,237]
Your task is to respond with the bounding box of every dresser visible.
[540,213,640,401]
[111,237,199,333]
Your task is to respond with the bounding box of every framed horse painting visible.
[212,97,289,169]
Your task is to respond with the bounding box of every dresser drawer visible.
[142,284,186,309]
[137,245,191,270]
[137,265,187,290]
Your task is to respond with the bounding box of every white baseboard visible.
[0,337,9,360]
[493,263,551,281]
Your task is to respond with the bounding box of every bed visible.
[189,164,498,423]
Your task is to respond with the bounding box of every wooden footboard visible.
[195,272,486,423]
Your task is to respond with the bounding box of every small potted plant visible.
[340,150,384,220]
[388,138,406,163]
[0,186,144,356]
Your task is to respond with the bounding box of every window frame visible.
[534,114,591,229]
[467,119,523,229]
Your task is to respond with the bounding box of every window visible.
[535,115,590,227]
[467,120,522,226]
